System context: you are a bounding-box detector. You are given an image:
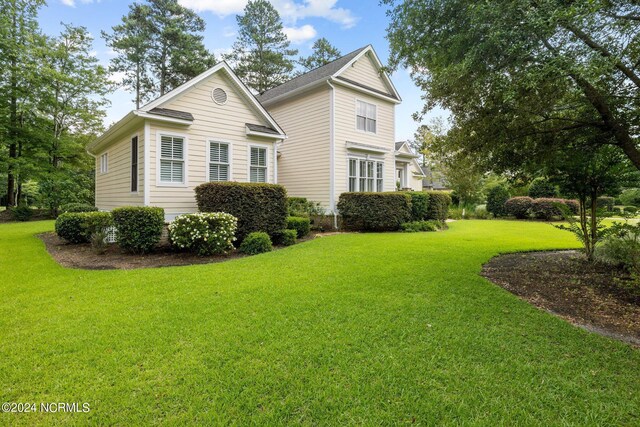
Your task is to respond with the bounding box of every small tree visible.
[528,177,557,199]
[486,184,510,217]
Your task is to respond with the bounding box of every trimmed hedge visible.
[486,185,510,217]
[55,211,112,243]
[112,206,164,254]
[60,203,98,213]
[337,192,412,231]
[239,231,272,254]
[531,198,566,220]
[405,192,430,221]
[565,200,580,215]
[287,216,311,238]
[273,229,297,246]
[505,197,534,219]
[425,191,452,222]
[195,182,287,243]
[401,220,441,232]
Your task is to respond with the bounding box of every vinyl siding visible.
[267,86,331,207]
[148,71,276,216]
[339,54,390,94]
[333,85,396,204]
[95,129,144,210]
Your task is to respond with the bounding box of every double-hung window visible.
[100,153,108,174]
[348,158,384,192]
[356,100,376,133]
[131,136,138,192]
[250,146,267,183]
[209,141,230,181]
[159,135,185,184]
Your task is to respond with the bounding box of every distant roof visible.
[245,123,280,135]
[149,107,194,121]
[257,46,368,103]
[395,141,405,151]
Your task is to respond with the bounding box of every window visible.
[159,135,185,184]
[348,158,384,192]
[131,136,138,192]
[100,153,108,174]
[209,141,230,182]
[356,100,376,133]
[250,146,267,183]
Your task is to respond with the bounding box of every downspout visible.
[144,120,150,206]
[273,140,279,184]
[327,80,337,229]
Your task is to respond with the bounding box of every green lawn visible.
[1,220,638,425]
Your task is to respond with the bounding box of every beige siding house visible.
[90,45,423,223]
[88,62,286,220]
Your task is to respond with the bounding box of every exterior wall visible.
[409,172,423,191]
[95,127,144,210]
[333,85,396,207]
[267,86,331,206]
[339,54,389,94]
[147,71,276,217]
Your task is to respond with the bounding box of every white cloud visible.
[61,0,98,6]
[283,24,317,44]
[179,0,358,29]
[108,71,127,84]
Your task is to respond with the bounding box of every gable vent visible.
[212,88,228,105]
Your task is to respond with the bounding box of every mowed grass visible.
[0,220,638,425]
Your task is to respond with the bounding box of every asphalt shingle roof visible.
[148,108,194,121]
[245,123,280,135]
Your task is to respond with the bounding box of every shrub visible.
[272,229,297,246]
[531,198,566,220]
[595,223,640,294]
[528,177,557,198]
[619,188,640,207]
[195,182,287,243]
[425,191,452,222]
[112,206,164,254]
[168,212,237,256]
[474,205,490,220]
[624,206,638,215]
[401,220,441,232]
[564,199,580,215]
[337,192,412,231]
[239,231,272,255]
[83,212,113,234]
[60,203,98,213]
[55,212,89,243]
[596,197,615,212]
[11,206,33,222]
[405,192,429,221]
[486,185,510,217]
[287,216,311,238]
[504,197,534,219]
[287,197,324,217]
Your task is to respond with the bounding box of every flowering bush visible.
[168,212,237,256]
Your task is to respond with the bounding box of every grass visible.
[1,220,638,425]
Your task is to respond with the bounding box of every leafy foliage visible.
[297,38,341,72]
[425,191,452,223]
[10,205,33,222]
[531,198,568,221]
[238,231,272,255]
[405,192,429,221]
[168,212,237,256]
[337,192,412,232]
[486,185,510,217]
[618,188,640,207]
[272,229,297,246]
[55,212,89,243]
[60,203,98,213]
[112,206,164,254]
[596,197,615,212]
[528,178,558,199]
[401,220,441,232]
[287,197,324,217]
[505,197,534,219]
[286,216,311,238]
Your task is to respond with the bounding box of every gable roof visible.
[258,45,401,105]
[148,107,194,121]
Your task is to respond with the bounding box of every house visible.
[87,62,286,220]
[89,45,414,224]
[421,164,449,191]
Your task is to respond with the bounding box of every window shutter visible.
[160,160,173,182]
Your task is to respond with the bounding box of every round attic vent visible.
[211,88,228,105]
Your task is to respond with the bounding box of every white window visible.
[100,153,108,174]
[159,135,185,184]
[348,158,384,192]
[250,146,267,183]
[356,100,377,133]
[209,141,230,182]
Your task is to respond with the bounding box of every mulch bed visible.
[482,250,640,346]
[39,231,327,271]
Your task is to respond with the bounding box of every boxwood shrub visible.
[168,212,237,256]
[287,216,311,238]
[405,192,430,221]
[112,206,164,254]
[239,231,273,255]
[505,197,534,219]
[425,191,452,222]
[273,229,297,246]
[195,182,287,243]
[337,192,412,231]
[55,212,90,243]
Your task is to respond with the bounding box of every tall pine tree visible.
[225,0,297,93]
[298,38,341,72]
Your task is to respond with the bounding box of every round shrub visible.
[168,212,237,256]
[287,216,311,238]
[56,213,89,243]
[112,206,164,254]
[486,185,510,217]
[273,229,297,246]
[528,177,557,198]
[83,212,113,234]
[11,206,33,222]
[60,203,98,213]
[504,197,533,219]
[531,198,565,220]
[239,231,273,255]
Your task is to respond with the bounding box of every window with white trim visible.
[159,135,184,183]
[100,153,108,174]
[348,158,384,192]
[356,100,376,133]
[209,141,230,181]
[250,146,267,183]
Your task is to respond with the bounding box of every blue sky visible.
[37,0,446,141]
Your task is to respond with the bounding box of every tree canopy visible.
[298,38,342,72]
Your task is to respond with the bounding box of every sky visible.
[37,0,447,141]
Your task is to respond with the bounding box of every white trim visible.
[156,130,189,187]
[99,152,109,174]
[133,111,193,125]
[346,156,385,192]
[245,126,287,139]
[143,122,150,206]
[345,141,389,154]
[328,81,337,227]
[205,139,233,182]
[273,141,279,184]
[130,133,140,194]
[333,77,401,105]
[355,98,378,134]
[247,143,270,183]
